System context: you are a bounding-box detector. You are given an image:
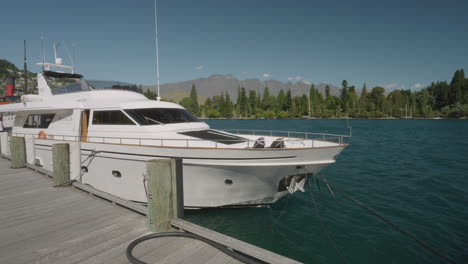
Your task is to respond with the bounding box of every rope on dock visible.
[313,175,458,264]
[126,232,267,264]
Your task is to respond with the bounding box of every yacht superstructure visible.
[0,66,349,208]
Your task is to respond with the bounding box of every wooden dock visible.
[0,157,244,264]
[0,156,302,264]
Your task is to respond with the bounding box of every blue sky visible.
[1,0,467,90]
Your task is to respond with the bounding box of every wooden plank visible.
[4,214,143,264]
[20,215,144,264]
[0,194,85,227]
[26,163,54,177]
[80,231,153,264]
[47,224,148,264]
[23,162,149,215]
[135,237,194,264]
[0,200,117,249]
[72,182,148,215]
[172,218,303,264]
[205,251,243,264]
[177,244,223,264]
[0,185,74,209]
[152,239,206,264]
[100,236,177,264]
[1,155,302,264]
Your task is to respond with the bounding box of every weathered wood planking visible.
[172,218,303,264]
[0,157,244,264]
[0,155,303,264]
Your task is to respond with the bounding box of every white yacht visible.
[0,65,349,208]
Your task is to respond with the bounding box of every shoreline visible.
[200,117,467,120]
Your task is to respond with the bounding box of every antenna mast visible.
[154,0,161,101]
[23,40,28,94]
[41,34,45,72]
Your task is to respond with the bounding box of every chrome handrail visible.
[11,129,348,149]
[219,128,350,139]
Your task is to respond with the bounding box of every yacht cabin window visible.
[92,110,136,125]
[23,114,55,129]
[124,108,200,125]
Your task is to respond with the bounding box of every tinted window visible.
[92,110,135,125]
[23,114,55,129]
[124,108,200,125]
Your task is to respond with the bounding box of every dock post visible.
[68,142,81,181]
[146,158,184,232]
[0,132,10,156]
[10,136,26,168]
[52,143,70,186]
[24,135,36,165]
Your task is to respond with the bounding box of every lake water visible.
[184,119,468,264]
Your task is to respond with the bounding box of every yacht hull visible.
[32,139,345,208]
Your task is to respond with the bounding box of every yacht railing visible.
[12,130,349,149]
[219,129,350,145]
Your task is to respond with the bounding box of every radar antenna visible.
[154,0,161,101]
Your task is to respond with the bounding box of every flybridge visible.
[43,70,83,79]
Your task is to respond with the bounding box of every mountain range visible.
[143,74,342,103]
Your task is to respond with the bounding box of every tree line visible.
[150,69,468,119]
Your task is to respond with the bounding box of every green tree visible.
[449,69,465,105]
[369,86,386,113]
[179,97,195,113]
[190,84,200,115]
[223,92,234,118]
[340,80,350,114]
[237,87,249,117]
[262,87,275,110]
[277,89,286,111]
[285,89,292,112]
[248,90,258,116]
[348,85,358,116]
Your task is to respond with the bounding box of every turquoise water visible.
[184,119,468,264]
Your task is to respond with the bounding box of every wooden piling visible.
[0,132,9,156]
[52,143,70,186]
[146,158,184,232]
[10,136,26,168]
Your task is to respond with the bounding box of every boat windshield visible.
[124,108,200,125]
[86,80,140,93]
[49,78,140,95]
[47,76,92,95]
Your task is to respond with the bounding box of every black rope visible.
[271,192,292,226]
[79,150,99,181]
[307,179,350,264]
[126,232,266,264]
[316,177,458,264]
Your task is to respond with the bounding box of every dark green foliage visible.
[143,89,158,100]
[0,59,19,78]
[2,58,466,119]
[190,84,200,115]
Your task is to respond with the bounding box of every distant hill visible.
[2,58,343,100]
[143,74,342,101]
[0,59,36,95]
[0,59,19,78]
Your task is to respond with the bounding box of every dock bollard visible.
[146,158,184,232]
[52,143,70,186]
[10,136,26,168]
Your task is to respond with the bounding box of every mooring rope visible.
[313,175,458,264]
[306,178,350,264]
[78,149,100,182]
